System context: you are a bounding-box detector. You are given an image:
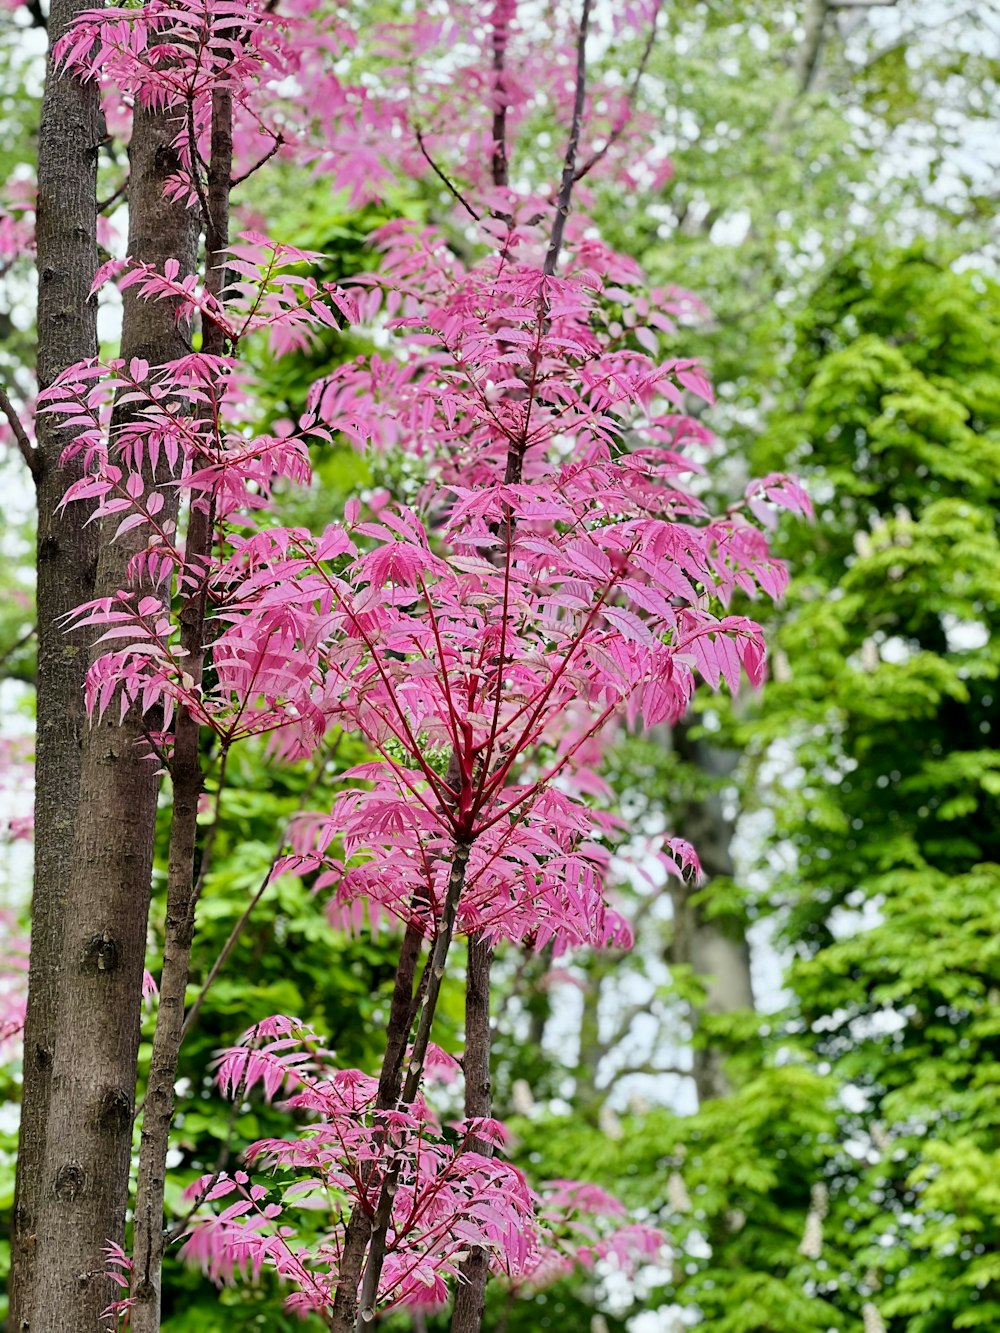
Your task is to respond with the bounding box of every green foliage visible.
[713,250,1000,1330]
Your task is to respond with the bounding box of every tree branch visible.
[230,132,284,188]
[352,841,472,1330]
[573,0,662,184]
[180,746,333,1045]
[0,384,41,482]
[0,624,37,676]
[543,0,593,277]
[414,128,481,222]
[608,1060,693,1083]
[97,176,129,214]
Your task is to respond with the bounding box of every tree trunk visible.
[337,842,471,1333]
[130,85,232,1333]
[668,727,755,1104]
[451,932,494,1333]
[8,0,100,1322]
[28,101,198,1332]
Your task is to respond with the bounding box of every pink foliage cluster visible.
[33,0,813,1318]
[43,214,806,956]
[53,0,675,206]
[179,1017,663,1316]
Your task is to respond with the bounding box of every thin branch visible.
[603,997,657,1054]
[180,746,333,1046]
[414,128,481,222]
[353,842,472,1329]
[97,176,129,214]
[231,132,284,188]
[0,623,37,674]
[851,4,978,75]
[608,1061,693,1082]
[0,384,40,481]
[543,0,593,278]
[573,0,662,184]
[162,1036,251,1244]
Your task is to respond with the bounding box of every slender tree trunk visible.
[667,727,755,1104]
[331,842,471,1333]
[8,1,101,1322]
[130,86,233,1333]
[329,919,426,1333]
[29,101,198,1332]
[451,932,494,1333]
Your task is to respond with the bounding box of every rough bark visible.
[667,726,755,1104]
[129,86,233,1333]
[450,932,494,1333]
[8,1,101,1323]
[28,100,198,1333]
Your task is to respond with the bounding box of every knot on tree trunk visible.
[82,930,120,974]
[52,1163,85,1202]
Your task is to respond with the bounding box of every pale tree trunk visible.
[8,0,100,1323]
[667,725,755,1104]
[28,100,198,1332]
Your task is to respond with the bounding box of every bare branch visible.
[180,748,333,1045]
[573,0,662,184]
[0,623,37,675]
[231,132,284,188]
[414,128,482,222]
[604,997,657,1053]
[852,4,979,74]
[0,383,41,482]
[97,176,129,214]
[607,1060,693,1083]
[543,0,593,277]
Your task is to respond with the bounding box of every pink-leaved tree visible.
[9,0,811,1329]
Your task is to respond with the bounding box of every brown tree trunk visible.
[28,100,198,1332]
[668,727,755,1104]
[451,932,494,1333]
[8,0,101,1323]
[130,85,233,1333]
